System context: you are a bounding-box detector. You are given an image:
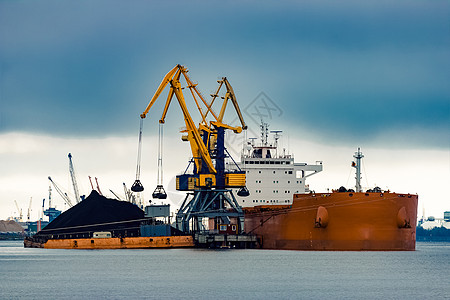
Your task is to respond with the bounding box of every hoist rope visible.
[135,118,144,180]
[157,123,164,185]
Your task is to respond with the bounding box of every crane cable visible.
[157,123,163,186]
[131,118,145,192]
[136,118,144,180]
[152,122,167,199]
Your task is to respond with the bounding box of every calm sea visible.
[0,240,448,299]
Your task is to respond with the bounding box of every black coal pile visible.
[44,190,144,230]
[32,190,144,239]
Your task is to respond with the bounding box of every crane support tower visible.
[43,185,62,223]
[138,65,252,245]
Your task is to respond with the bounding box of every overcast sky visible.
[1,0,449,220]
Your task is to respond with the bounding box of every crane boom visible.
[41,198,45,221]
[14,200,20,213]
[139,65,247,176]
[140,65,180,119]
[123,183,130,202]
[68,153,81,203]
[109,189,123,201]
[14,200,23,222]
[27,197,32,221]
[95,177,103,196]
[48,176,73,208]
[140,66,214,172]
[48,185,52,208]
[88,176,95,191]
[222,77,247,129]
[171,79,217,173]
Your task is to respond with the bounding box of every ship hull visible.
[244,192,418,251]
[24,235,194,249]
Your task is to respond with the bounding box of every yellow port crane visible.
[132,64,249,234]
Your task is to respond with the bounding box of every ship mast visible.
[352,148,364,192]
[270,130,282,158]
[260,121,269,146]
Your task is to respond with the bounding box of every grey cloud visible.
[0,0,448,148]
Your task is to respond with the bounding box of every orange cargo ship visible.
[244,191,417,251]
[241,146,418,251]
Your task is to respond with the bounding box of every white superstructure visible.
[227,123,323,207]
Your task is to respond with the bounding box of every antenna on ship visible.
[352,148,364,192]
[270,130,282,158]
[242,128,248,157]
[248,138,257,157]
[260,120,269,146]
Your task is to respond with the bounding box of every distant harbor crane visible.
[41,199,45,221]
[48,176,73,208]
[43,185,62,222]
[68,153,83,203]
[109,189,124,201]
[95,177,103,196]
[14,200,23,222]
[123,182,136,204]
[27,197,32,222]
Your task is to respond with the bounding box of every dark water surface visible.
[0,241,449,299]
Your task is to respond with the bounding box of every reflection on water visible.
[0,241,449,299]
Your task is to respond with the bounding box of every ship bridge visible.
[228,123,323,207]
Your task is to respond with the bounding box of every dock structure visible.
[195,232,257,248]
